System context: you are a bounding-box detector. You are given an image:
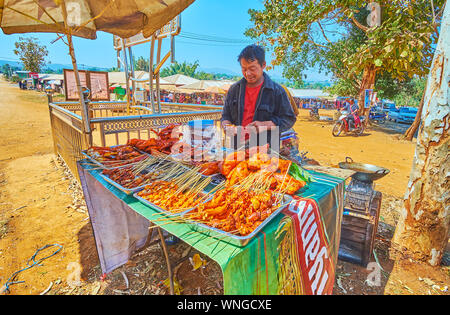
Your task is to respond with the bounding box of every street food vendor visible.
[221,44,297,149]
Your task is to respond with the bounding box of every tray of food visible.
[97,156,184,195]
[187,161,225,184]
[82,145,150,169]
[98,163,168,195]
[133,180,214,217]
[182,187,293,247]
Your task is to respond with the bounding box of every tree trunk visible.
[357,64,376,121]
[392,4,450,266]
[403,85,426,141]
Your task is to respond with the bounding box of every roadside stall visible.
[76,122,348,295]
[1,0,349,295]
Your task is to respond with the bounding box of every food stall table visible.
[77,160,345,295]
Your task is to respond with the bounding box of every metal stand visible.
[157,227,174,295]
[114,15,181,115]
[339,178,382,266]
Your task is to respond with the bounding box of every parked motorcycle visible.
[309,105,320,120]
[368,107,386,124]
[332,111,366,137]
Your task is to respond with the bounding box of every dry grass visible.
[0,218,8,239]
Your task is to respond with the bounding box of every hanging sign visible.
[113,15,181,50]
[63,69,110,101]
[364,89,374,109]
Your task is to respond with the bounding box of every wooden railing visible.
[48,103,86,182]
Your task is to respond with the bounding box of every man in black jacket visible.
[221,45,296,150]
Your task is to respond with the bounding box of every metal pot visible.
[338,157,390,183]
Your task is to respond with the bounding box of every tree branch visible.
[317,21,332,44]
[350,16,369,32]
[306,39,329,49]
[430,0,436,23]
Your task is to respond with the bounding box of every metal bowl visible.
[338,157,390,183]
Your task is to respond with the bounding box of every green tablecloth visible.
[78,160,344,295]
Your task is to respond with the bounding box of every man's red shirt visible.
[242,81,263,126]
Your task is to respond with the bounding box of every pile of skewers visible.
[136,166,218,214]
[85,138,313,241]
[177,149,313,237]
[100,156,179,189]
[183,165,294,236]
[220,151,307,195]
[138,150,310,238]
[186,186,281,236]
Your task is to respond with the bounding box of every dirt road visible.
[292,111,416,199]
[0,78,98,295]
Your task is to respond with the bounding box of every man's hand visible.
[221,120,238,136]
[247,120,276,133]
[221,120,232,130]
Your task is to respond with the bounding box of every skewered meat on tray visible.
[101,166,162,189]
[187,187,282,236]
[127,124,181,155]
[219,151,306,195]
[86,145,148,166]
[136,180,206,213]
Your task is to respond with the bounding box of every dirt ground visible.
[0,77,448,295]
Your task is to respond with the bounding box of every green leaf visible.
[384,45,393,53]
[374,59,383,67]
[400,50,408,58]
[289,163,314,183]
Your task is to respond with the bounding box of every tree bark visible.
[392,4,450,266]
[403,85,426,141]
[357,64,376,120]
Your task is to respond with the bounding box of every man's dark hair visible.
[238,44,265,66]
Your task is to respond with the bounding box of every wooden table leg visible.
[157,227,174,295]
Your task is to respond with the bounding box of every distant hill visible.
[44,63,110,72]
[0,59,22,69]
[197,66,332,87]
[198,67,240,76]
[0,58,331,88]
[0,59,110,73]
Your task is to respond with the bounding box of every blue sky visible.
[0,0,331,81]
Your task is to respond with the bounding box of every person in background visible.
[342,99,360,129]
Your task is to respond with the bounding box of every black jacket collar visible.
[235,72,276,124]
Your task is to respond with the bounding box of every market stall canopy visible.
[39,73,64,81]
[155,84,179,92]
[0,0,195,39]
[161,74,199,86]
[220,83,232,92]
[203,85,226,94]
[287,88,331,99]
[108,72,128,85]
[108,71,171,85]
[139,73,171,84]
[179,80,235,91]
